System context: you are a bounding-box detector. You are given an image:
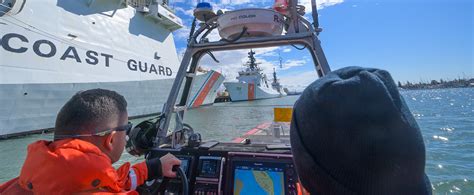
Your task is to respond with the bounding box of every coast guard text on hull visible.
[1,33,173,77]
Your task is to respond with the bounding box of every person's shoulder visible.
[53,139,111,160]
[0,177,33,195]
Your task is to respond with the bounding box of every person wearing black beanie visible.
[290,67,432,194]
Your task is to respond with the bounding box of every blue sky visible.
[171,0,473,90]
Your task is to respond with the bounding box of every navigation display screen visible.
[180,159,189,174]
[199,159,219,177]
[233,162,286,195]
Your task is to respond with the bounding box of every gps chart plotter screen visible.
[232,161,286,195]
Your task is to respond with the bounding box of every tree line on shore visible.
[398,78,474,90]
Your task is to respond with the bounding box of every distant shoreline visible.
[397,78,474,90]
[400,86,473,91]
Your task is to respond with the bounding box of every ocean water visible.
[0,88,473,194]
[402,88,474,194]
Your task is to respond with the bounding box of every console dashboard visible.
[147,142,301,195]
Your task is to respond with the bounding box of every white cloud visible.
[300,0,344,10]
[198,50,249,81]
[280,59,307,70]
[205,29,223,42]
[173,24,191,39]
[257,51,278,57]
[174,6,195,17]
[221,0,253,5]
[282,47,292,53]
[280,71,320,91]
[174,2,236,19]
[253,47,279,57]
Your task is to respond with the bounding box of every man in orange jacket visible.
[0,88,181,194]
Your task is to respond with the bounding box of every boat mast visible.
[247,50,258,71]
[278,49,283,69]
[273,68,278,84]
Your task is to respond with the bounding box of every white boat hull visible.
[0,71,224,137]
[224,82,283,101]
[0,1,224,137]
[188,71,225,108]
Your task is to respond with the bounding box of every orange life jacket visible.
[0,139,148,194]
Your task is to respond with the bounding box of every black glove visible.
[146,157,163,180]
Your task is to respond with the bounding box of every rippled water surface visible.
[403,88,474,194]
[0,88,473,194]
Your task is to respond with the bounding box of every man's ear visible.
[104,131,116,151]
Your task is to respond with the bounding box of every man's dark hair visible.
[54,88,127,138]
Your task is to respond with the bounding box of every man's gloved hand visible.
[146,153,181,180]
[160,153,181,178]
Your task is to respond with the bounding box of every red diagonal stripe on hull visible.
[192,72,220,108]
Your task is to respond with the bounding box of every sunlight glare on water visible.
[403,88,474,194]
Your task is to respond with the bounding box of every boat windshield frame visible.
[154,0,331,149]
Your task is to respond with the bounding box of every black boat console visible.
[144,142,301,195]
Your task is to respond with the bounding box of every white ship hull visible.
[1,71,224,137]
[0,1,223,137]
[223,50,285,102]
[224,82,283,101]
[188,71,225,108]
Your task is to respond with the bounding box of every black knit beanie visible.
[290,67,432,194]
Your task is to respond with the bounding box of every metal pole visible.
[311,0,320,30]
[311,35,331,76]
[178,53,202,108]
[287,0,299,33]
[156,47,195,146]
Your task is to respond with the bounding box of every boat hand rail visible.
[190,32,315,52]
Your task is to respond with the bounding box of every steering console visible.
[136,165,188,194]
[171,165,189,195]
